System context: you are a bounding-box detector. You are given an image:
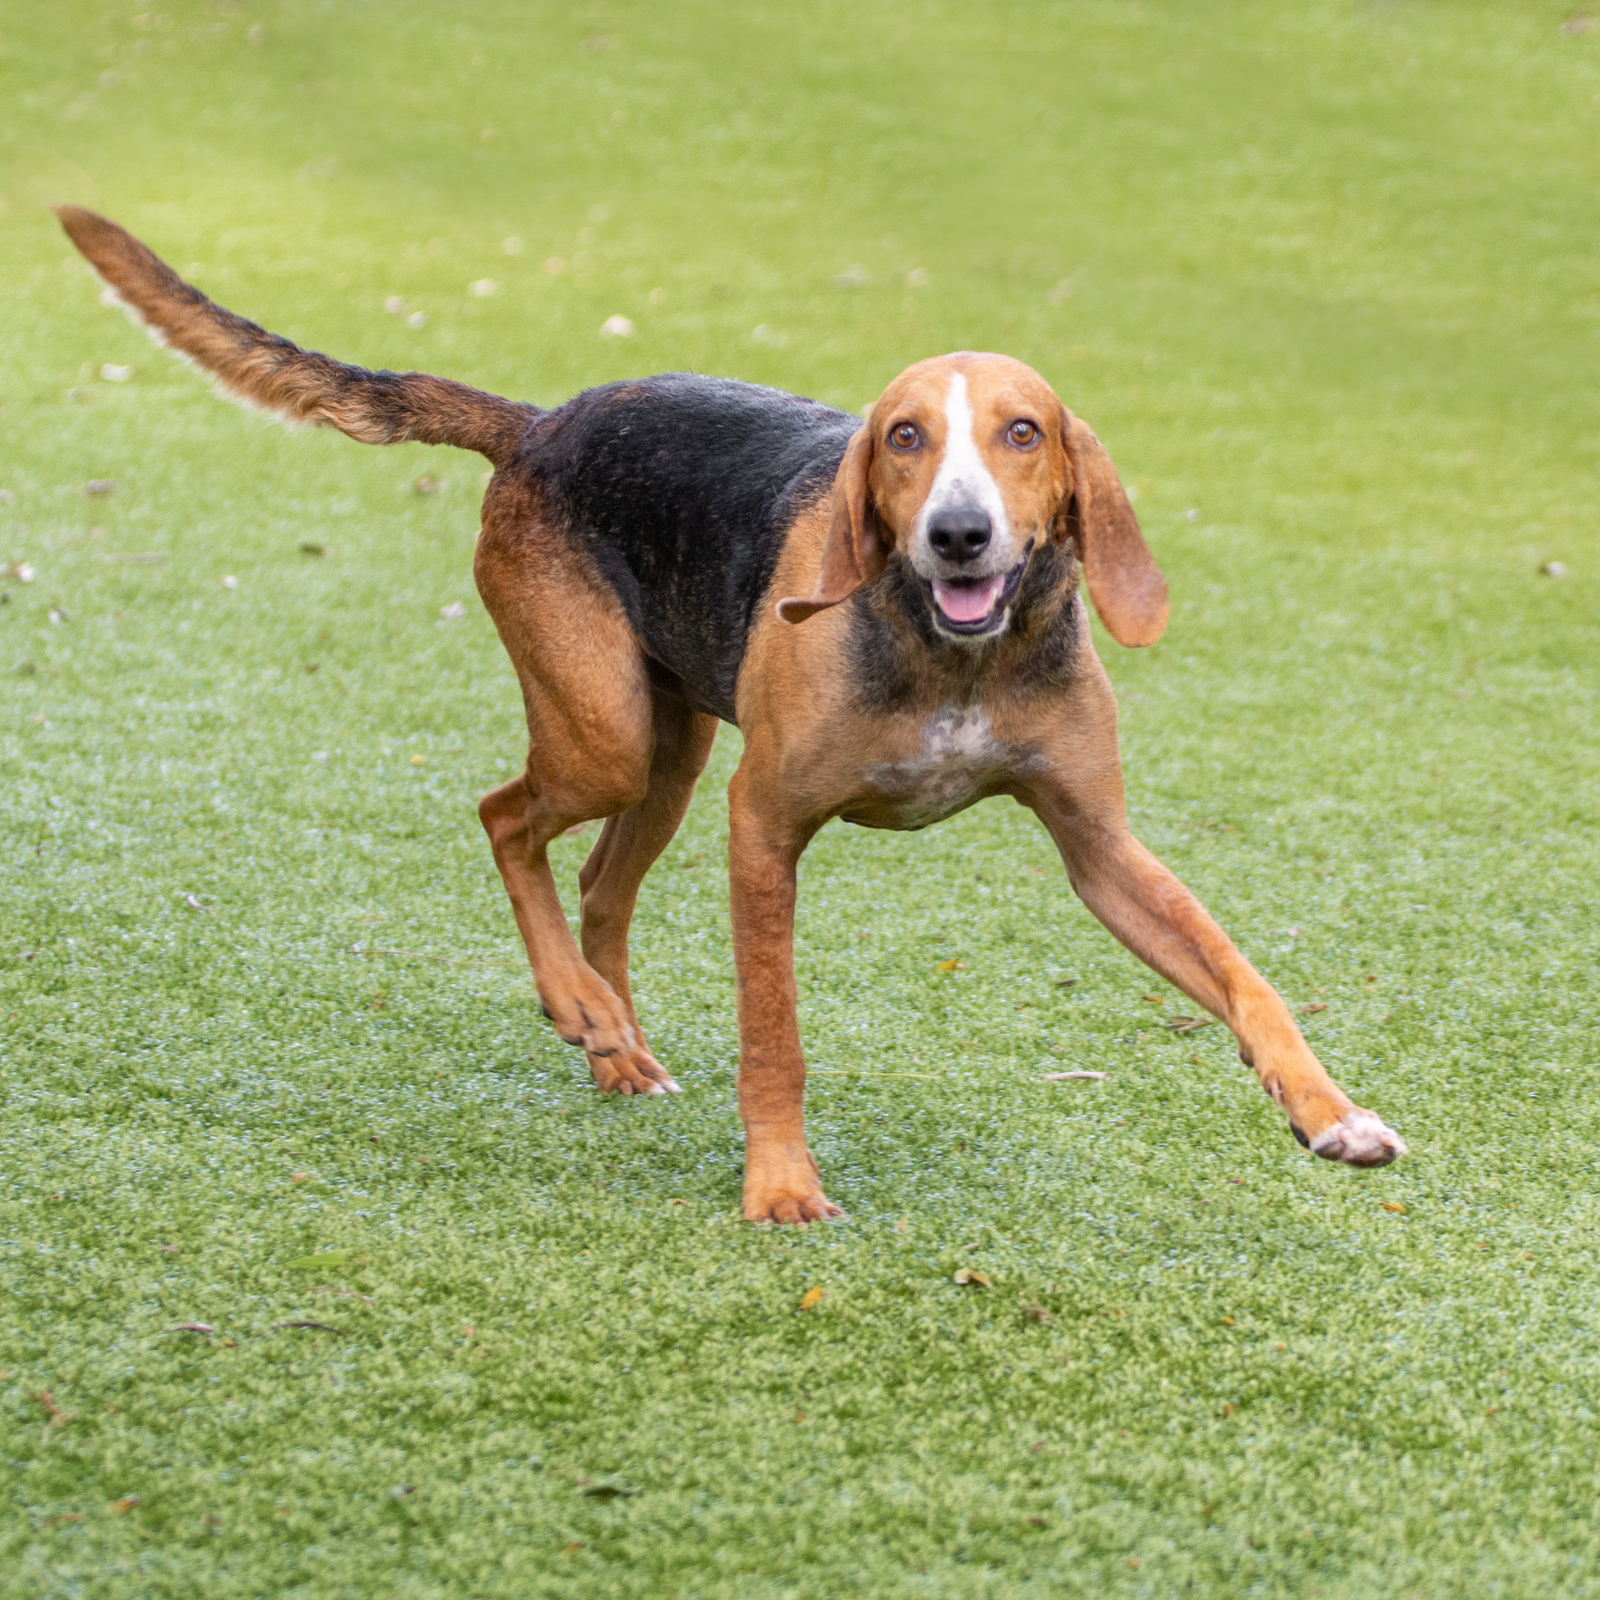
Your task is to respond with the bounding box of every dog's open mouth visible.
[927,559,1027,635]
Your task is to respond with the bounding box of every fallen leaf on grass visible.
[1300,1002,1327,1016]
[167,1323,215,1334]
[1381,1201,1406,1214]
[1164,1016,1212,1033]
[936,959,963,973]
[1054,976,1078,987]
[272,1321,348,1335]
[579,1477,638,1499]
[953,1269,991,1288]
[111,1496,140,1514]
[1041,1070,1108,1081]
[38,1390,76,1444]
[798,1286,825,1311]
[1141,995,1164,1005]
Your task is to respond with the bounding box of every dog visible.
[59,207,1407,1223]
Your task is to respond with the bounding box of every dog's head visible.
[777,353,1167,647]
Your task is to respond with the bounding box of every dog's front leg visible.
[727,766,841,1223]
[1031,797,1406,1166]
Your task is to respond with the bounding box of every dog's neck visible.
[846,546,1084,716]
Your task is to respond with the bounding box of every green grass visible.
[3,1,1599,1594]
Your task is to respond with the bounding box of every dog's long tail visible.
[57,207,535,467]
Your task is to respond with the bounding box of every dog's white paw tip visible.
[1310,1109,1407,1167]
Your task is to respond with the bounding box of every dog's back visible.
[530,375,857,720]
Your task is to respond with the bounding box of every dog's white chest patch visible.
[861,706,1042,828]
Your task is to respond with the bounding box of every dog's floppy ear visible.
[1055,409,1168,647]
[776,425,886,623]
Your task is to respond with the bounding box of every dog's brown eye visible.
[889,422,919,450]
[1009,420,1038,446]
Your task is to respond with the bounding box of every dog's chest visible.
[851,705,1043,829]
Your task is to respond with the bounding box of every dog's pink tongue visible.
[933,575,1004,624]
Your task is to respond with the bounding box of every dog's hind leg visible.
[475,506,678,1095]
[577,691,719,1032]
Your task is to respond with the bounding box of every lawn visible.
[3,1,1599,1594]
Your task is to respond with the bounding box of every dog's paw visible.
[543,973,680,1095]
[586,1041,679,1097]
[1308,1108,1408,1167]
[743,1183,842,1226]
[742,1145,841,1225]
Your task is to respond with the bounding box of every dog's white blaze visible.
[913,372,1012,559]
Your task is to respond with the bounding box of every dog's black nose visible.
[927,505,992,564]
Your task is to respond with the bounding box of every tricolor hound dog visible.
[59,207,1407,1223]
